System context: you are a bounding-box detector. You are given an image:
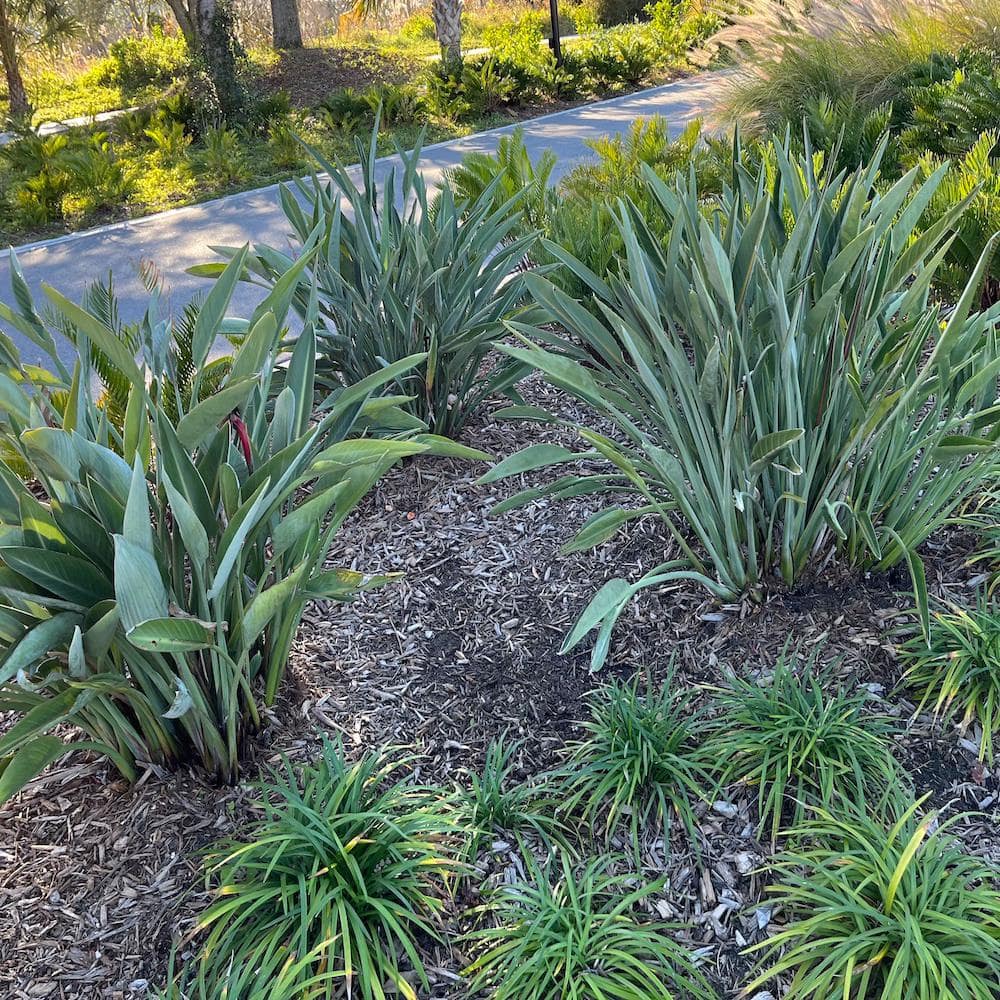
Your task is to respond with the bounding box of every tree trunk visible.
[270,0,303,49]
[432,0,462,65]
[164,0,198,48]
[195,0,247,119]
[0,0,30,121]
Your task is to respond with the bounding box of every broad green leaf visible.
[1,546,113,606]
[127,617,215,652]
[175,378,257,452]
[0,736,68,804]
[113,534,168,631]
[477,444,583,484]
[561,578,633,651]
[0,612,80,685]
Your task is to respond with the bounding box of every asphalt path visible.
[0,72,724,369]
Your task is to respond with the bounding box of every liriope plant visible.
[483,133,1000,667]
[0,248,483,801]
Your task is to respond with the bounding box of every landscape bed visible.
[3,0,1000,998]
[3,374,997,998]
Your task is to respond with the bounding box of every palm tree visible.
[0,0,78,121]
[431,0,462,64]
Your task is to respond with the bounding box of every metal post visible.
[548,0,563,65]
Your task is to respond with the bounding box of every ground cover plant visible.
[558,668,715,852]
[709,646,902,841]
[164,739,465,1000]
[745,796,1000,999]
[463,853,715,1000]
[899,593,1000,763]
[454,737,566,864]
[483,132,1000,666]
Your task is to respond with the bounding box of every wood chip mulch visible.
[2,373,998,998]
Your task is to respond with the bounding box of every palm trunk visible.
[270,0,303,48]
[0,0,29,121]
[432,0,462,65]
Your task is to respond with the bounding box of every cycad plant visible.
[165,739,465,1000]
[0,249,481,801]
[201,126,538,438]
[483,133,1000,667]
[464,853,714,1000]
[745,797,1000,999]
[709,647,902,841]
[447,126,556,234]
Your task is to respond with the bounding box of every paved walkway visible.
[0,72,724,368]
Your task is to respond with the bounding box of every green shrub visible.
[94,26,189,93]
[899,593,1000,762]
[455,738,566,862]
[464,853,713,1000]
[648,0,722,53]
[266,118,305,169]
[0,132,74,225]
[561,116,728,204]
[745,797,1000,999]
[400,9,436,41]
[583,27,657,89]
[543,118,729,302]
[60,134,136,218]
[558,670,716,851]
[915,132,1000,306]
[316,87,372,132]
[165,739,464,1000]
[482,10,545,64]
[593,0,648,26]
[709,648,902,841]
[535,49,588,99]
[217,129,538,438]
[482,135,1000,667]
[362,81,427,126]
[144,116,193,164]
[0,252,458,801]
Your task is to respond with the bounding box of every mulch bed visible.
[1,374,998,998]
[259,45,422,108]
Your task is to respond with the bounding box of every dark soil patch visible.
[259,44,421,108]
